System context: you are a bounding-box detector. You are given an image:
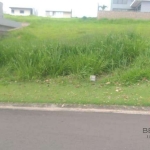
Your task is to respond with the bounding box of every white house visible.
[9,7,37,16]
[111,0,150,12]
[45,10,72,18]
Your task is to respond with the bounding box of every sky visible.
[0,0,111,17]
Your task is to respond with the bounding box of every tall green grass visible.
[1,16,150,83]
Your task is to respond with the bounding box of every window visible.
[20,10,24,14]
[11,10,14,13]
[113,0,128,4]
[53,12,63,17]
[54,12,63,15]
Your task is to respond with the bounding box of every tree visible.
[98,5,107,11]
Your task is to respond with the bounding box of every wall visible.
[63,12,72,18]
[46,11,72,18]
[11,9,31,16]
[141,1,150,12]
[0,2,3,18]
[111,0,134,10]
[0,3,21,31]
[97,11,150,20]
[45,12,50,17]
[0,25,13,31]
[0,18,21,31]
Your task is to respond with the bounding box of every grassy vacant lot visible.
[1,15,150,106]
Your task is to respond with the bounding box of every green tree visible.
[99,5,107,10]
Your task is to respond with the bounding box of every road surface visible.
[0,109,150,150]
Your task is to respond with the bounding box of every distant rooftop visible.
[9,7,33,10]
[45,10,72,12]
[131,0,150,7]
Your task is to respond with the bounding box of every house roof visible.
[130,0,150,8]
[9,7,33,10]
[45,10,72,13]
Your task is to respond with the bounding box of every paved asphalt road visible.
[0,109,150,150]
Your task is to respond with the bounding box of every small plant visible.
[82,16,87,19]
[98,5,107,11]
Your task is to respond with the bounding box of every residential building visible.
[111,0,150,12]
[45,10,72,18]
[9,7,37,16]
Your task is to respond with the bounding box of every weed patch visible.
[1,16,150,84]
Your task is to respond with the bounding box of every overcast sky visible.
[0,0,111,17]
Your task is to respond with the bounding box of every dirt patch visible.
[21,22,30,27]
[8,22,30,32]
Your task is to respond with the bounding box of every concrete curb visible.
[0,103,150,115]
